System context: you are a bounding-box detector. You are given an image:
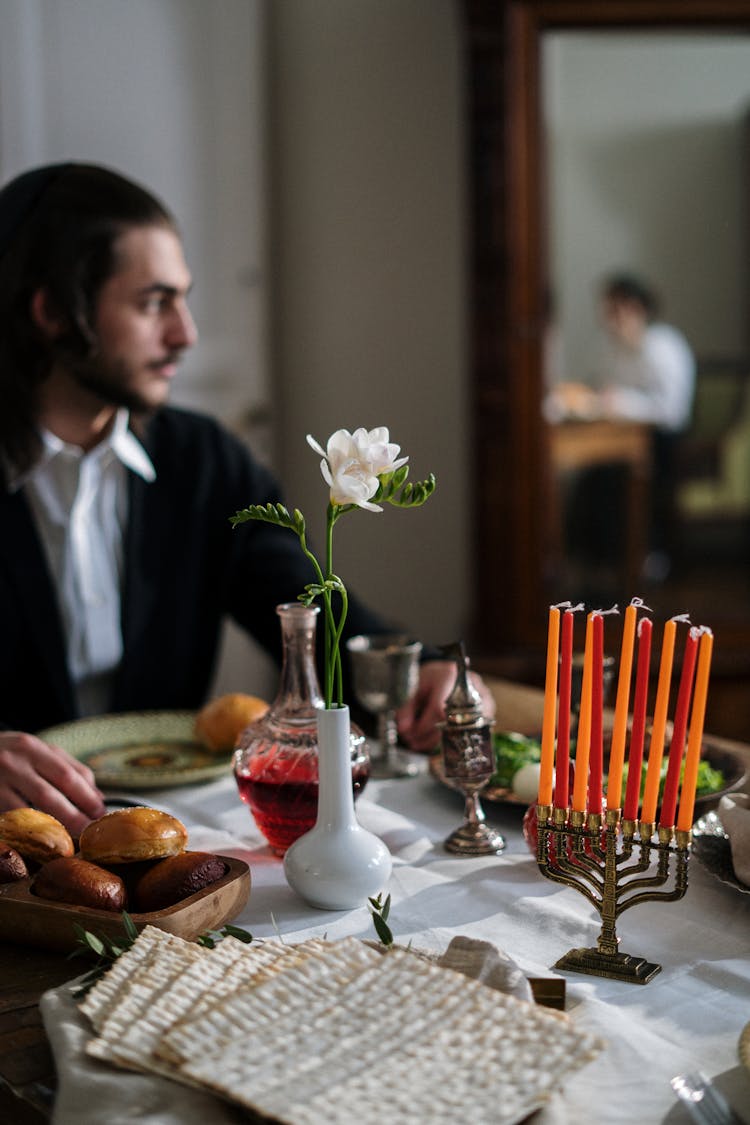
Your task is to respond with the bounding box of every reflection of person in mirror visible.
[591,273,695,432]
[0,163,494,832]
[564,273,696,586]
[546,273,695,428]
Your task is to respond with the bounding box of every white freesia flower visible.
[351,427,408,477]
[306,428,408,512]
[236,428,434,706]
[328,457,381,511]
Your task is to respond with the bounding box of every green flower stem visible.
[229,458,436,712]
[297,522,338,708]
[325,503,347,708]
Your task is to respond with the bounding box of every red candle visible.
[641,618,679,825]
[658,627,699,829]
[623,616,653,820]
[587,613,604,815]
[606,601,637,810]
[554,608,574,809]
[571,612,594,814]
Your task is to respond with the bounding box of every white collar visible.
[9,409,156,492]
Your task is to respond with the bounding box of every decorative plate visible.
[691,811,749,895]
[39,711,234,789]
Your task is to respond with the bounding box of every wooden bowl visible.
[0,854,250,953]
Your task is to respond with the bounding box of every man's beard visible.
[68,352,178,414]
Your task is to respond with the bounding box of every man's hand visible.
[0,731,107,834]
[396,660,496,753]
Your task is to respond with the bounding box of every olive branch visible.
[69,914,254,999]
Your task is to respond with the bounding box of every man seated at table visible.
[551,273,696,586]
[0,162,493,832]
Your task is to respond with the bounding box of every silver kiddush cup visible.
[440,642,505,855]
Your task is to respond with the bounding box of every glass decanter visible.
[233,603,370,856]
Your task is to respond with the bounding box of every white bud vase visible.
[283,704,392,910]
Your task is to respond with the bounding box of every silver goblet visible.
[346,634,422,779]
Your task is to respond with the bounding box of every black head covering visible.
[0,162,74,262]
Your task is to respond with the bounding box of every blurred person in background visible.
[552,272,695,587]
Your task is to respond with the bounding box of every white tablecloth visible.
[47,760,750,1124]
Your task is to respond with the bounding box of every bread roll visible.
[79,806,188,865]
[0,808,74,863]
[32,856,127,912]
[133,851,229,912]
[194,692,269,752]
[0,843,28,883]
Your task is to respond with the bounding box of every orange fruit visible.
[194,692,269,752]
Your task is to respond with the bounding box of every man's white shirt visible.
[11,409,155,715]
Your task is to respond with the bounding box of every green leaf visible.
[106,942,130,959]
[230,502,305,536]
[372,912,394,947]
[82,931,106,957]
[221,924,253,943]
[196,923,253,948]
[368,892,394,947]
[122,912,139,942]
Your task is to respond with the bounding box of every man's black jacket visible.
[0,407,389,732]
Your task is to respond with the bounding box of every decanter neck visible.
[273,603,323,717]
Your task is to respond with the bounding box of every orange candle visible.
[538,605,561,806]
[606,600,637,811]
[587,612,604,814]
[658,627,699,829]
[640,617,679,824]
[554,608,575,809]
[571,612,594,814]
[676,628,714,832]
[622,616,652,821]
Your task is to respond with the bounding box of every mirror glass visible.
[541,31,750,627]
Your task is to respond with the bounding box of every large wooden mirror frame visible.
[463,1,750,727]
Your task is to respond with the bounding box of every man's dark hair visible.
[0,162,177,474]
[601,272,660,322]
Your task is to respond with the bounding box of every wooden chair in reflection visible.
[545,418,653,595]
[675,361,750,561]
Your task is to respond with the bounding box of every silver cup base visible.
[444,821,506,855]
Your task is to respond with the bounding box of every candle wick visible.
[630,596,652,612]
[600,604,619,617]
[670,612,691,624]
[694,625,713,638]
[553,600,572,610]
[569,602,585,614]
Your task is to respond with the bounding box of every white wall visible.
[0,0,278,697]
[269,0,470,649]
[544,33,750,379]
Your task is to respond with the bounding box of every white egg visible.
[511,761,542,804]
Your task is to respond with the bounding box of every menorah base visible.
[554,946,661,984]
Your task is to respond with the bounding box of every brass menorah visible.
[536,806,691,984]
